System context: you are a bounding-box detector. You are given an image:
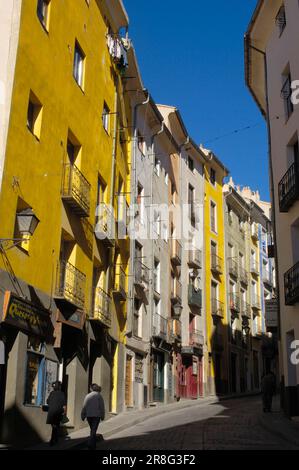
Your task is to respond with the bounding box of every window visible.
[188,184,195,226]
[171,180,176,205]
[137,131,145,155]
[37,0,50,30]
[210,168,216,185]
[153,259,160,294]
[275,4,286,36]
[188,156,194,172]
[102,102,110,133]
[133,298,141,338]
[210,201,217,233]
[73,41,85,89]
[27,91,43,139]
[281,70,293,120]
[154,158,161,176]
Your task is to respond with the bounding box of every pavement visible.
[29,393,299,451]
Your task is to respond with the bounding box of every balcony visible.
[228,258,238,278]
[93,287,111,328]
[284,261,299,305]
[250,261,259,276]
[61,163,91,217]
[240,301,251,319]
[134,260,149,289]
[239,266,249,285]
[168,318,181,343]
[152,312,168,340]
[278,162,299,213]
[188,284,202,310]
[262,268,273,287]
[171,240,182,266]
[211,298,224,318]
[251,223,259,241]
[251,294,261,311]
[113,266,126,300]
[229,293,240,313]
[211,254,223,275]
[189,329,204,347]
[188,249,202,269]
[171,279,182,304]
[55,260,86,309]
[95,203,115,247]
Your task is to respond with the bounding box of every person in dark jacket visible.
[261,371,276,412]
[81,384,105,450]
[47,381,67,446]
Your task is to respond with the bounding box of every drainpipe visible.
[105,78,119,299]
[127,90,149,337]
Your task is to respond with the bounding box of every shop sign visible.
[1,291,53,338]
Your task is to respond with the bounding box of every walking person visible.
[46,381,67,446]
[81,384,105,450]
[261,371,276,413]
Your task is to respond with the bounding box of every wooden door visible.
[125,355,132,407]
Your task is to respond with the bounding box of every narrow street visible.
[96,396,297,451]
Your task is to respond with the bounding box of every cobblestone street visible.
[96,396,298,451]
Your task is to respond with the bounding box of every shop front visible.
[181,345,203,399]
[0,290,56,447]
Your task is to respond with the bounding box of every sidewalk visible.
[30,396,219,451]
[259,395,299,448]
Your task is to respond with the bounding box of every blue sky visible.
[123,0,269,200]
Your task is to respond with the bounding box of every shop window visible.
[24,338,58,407]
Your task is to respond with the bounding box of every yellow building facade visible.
[0,0,130,446]
[202,149,229,395]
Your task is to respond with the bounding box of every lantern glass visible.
[17,208,39,236]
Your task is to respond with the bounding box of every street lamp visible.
[173,303,183,319]
[0,208,39,251]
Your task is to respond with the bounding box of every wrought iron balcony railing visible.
[168,318,181,343]
[188,284,202,310]
[211,298,224,318]
[239,266,249,285]
[61,163,91,217]
[55,260,86,309]
[93,287,111,327]
[113,266,126,300]
[134,260,149,288]
[251,294,261,311]
[189,329,204,347]
[188,249,202,269]
[250,260,260,276]
[211,254,223,274]
[228,258,238,278]
[284,261,299,305]
[278,162,299,213]
[152,312,168,340]
[240,301,251,319]
[251,223,259,240]
[171,240,182,266]
[95,203,115,246]
[262,268,273,286]
[229,293,240,313]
